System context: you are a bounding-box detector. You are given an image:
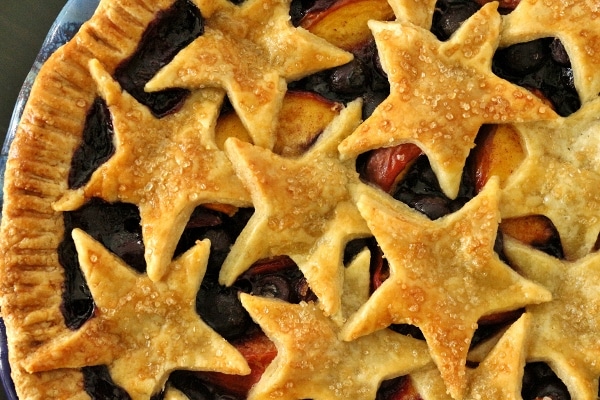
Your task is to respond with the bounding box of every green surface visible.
[0,0,67,145]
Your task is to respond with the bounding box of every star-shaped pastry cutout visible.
[54,59,251,282]
[500,0,600,103]
[145,0,353,149]
[388,0,437,27]
[24,230,250,400]
[339,177,552,400]
[500,98,600,260]
[410,313,531,400]
[503,237,600,400]
[339,2,556,199]
[238,252,431,400]
[220,100,371,316]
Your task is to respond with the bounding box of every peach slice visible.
[300,0,395,51]
[215,108,253,150]
[361,144,423,193]
[215,91,342,156]
[199,332,277,397]
[500,215,561,250]
[472,124,525,192]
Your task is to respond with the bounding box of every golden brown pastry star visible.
[501,98,600,261]
[339,2,556,199]
[504,237,600,400]
[340,178,552,400]
[410,313,531,400]
[146,0,353,149]
[54,59,251,282]
[501,0,600,103]
[220,100,371,316]
[388,0,437,27]
[239,252,431,400]
[24,230,250,400]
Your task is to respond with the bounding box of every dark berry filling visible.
[392,155,476,220]
[59,199,143,330]
[196,254,317,342]
[235,256,317,304]
[431,0,579,116]
[82,365,131,400]
[168,370,241,400]
[69,0,204,188]
[288,37,390,120]
[493,38,580,117]
[113,0,203,118]
[69,97,115,189]
[522,362,571,400]
[375,376,413,400]
[175,206,254,276]
[196,278,254,341]
[432,0,481,41]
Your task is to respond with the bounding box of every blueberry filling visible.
[69,97,115,189]
[59,199,144,330]
[175,206,254,275]
[113,0,204,118]
[196,279,254,341]
[432,0,580,116]
[288,36,390,120]
[234,256,317,304]
[392,155,476,220]
[492,38,580,117]
[522,362,571,400]
[196,254,318,342]
[168,370,240,400]
[431,0,481,41]
[83,365,131,400]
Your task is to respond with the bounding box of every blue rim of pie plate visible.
[0,0,100,398]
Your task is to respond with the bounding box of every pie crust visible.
[1,0,600,399]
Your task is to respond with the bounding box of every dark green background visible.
[1,0,67,147]
[0,2,68,398]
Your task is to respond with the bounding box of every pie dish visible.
[1,0,599,399]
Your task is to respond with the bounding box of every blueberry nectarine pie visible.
[2,0,600,399]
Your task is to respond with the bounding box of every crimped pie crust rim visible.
[0,0,178,398]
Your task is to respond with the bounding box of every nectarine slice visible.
[300,0,395,51]
[500,215,561,252]
[215,91,342,156]
[472,124,525,192]
[361,143,423,193]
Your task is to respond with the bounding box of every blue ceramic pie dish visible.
[0,0,99,398]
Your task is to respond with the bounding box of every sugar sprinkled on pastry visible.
[501,97,600,260]
[54,59,252,282]
[220,100,370,316]
[146,0,353,149]
[340,177,551,399]
[339,3,557,199]
[411,313,531,400]
[238,251,431,400]
[503,236,600,400]
[24,231,250,400]
[501,0,600,103]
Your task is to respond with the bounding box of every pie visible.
[1,0,599,399]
